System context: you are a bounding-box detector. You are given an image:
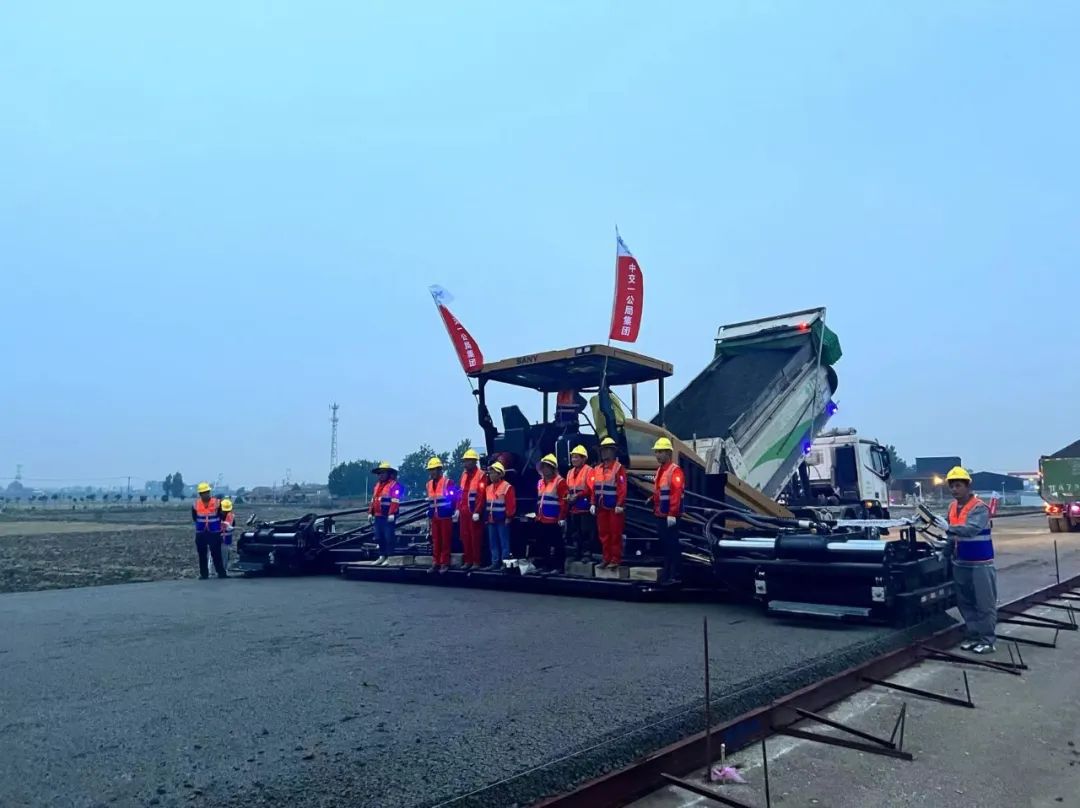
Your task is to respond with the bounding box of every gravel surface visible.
[0,575,933,808]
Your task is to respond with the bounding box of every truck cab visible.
[1040,453,1080,533]
[783,428,892,518]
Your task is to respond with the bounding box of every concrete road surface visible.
[1,514,1073,808]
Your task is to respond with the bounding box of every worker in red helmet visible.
[425,457,458,573]
[457,448,487,571]
[565,445,596,561]
[535,454,568,573]
[591,437,627,569]
[651,437,685,585]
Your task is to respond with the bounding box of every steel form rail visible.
[533,571,1080,808]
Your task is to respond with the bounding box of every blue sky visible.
[3,1,1078,488]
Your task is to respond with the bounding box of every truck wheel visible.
[1049,518,1062,533]
[1070,518,1080,533]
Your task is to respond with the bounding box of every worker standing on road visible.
[191,482,228,579]
[535,454,569,573]
[592,437,627,569]
[426,458,458,574]
[944,466,997,654]
[457,448,487,571]
[565,445,596,562]
[369,462,403,566]
[484,461,516,569]
[652,438,685,585]
[220,498,235,571]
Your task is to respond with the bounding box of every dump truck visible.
[659,308,840,500]
[1040,439,1080,532]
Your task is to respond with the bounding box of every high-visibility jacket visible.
[594,461,627,510]
[485,480,517,524]
[222,512,235,544]
[565,465,594,513]
[948,496,994,564]
[370,479,403,517]
[652,462,685,517]
[193,497,222,533]
[556,390,579,424]
[536,476,568,524]
[426,476,457,520]
[458,468,487,516]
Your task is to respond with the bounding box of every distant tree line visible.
[328,438,472,500]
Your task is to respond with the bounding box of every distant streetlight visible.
[932,475,944,486]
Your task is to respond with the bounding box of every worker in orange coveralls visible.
[425,457,458,573]
[651,437,685,585]
[591,437,627,569]
[457,448,487,571]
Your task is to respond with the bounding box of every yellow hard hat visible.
[539,454,558,468]
[489,461,506,475]
[600,437,618,447]
[426,457,444,470]
[462,448,480,461]
[372,461,396,474]
[946,466,972,483]
[570,445,588,457]
[653,437,674,452]
[197,481,211,494]
[220,498,233,512]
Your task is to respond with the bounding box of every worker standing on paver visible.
[220,498,235,571]
[191,482,228,579]
[591,437,627,569]
[457,448,487,571]
[484,461,516,569]
[369,462,403,566]
[535,454,568,574]
[652,438,685,585]
[944,466,997,654]
[426,458,458,573]
[565,445,596,561]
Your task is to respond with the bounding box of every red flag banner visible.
[429,285,484,373]
[608,233,643,343]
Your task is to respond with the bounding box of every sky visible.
[2,1,1079,488]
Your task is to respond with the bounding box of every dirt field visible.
[0,506,315,593]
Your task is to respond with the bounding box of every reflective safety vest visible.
[372,480,402,517]
[537,476,565,523]
[426,476,456,520]
[556,390,579,423]
[593,461,626,510]
[194,498,221,533]
[949,497,994,563]
[565,465,593,513]
[654,462,684,517]
[459,469,486,514]
[222,512,235,543]
[486,480,513,524]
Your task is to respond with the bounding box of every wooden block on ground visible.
[414,555,434,567]
[564,560,596,578]
[383,555,414,567]
[628,566,661,582]
[595,564,630,580]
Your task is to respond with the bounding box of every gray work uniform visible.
[946,498,996,645]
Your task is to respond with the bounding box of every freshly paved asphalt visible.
[1,514,1065,808]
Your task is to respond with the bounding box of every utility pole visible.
[15,464,23,482]
[329,403,340,473]
[126,476,131,498]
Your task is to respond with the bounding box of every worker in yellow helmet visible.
[191,482,227,579]
[220,498,235,570]
[565,445,596,561]
[535,454,568,573]
[652,436,685,586]
[425,457,458,573]
[457,448,487,570]
[592,437,627,569]
[943,466,996,654]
